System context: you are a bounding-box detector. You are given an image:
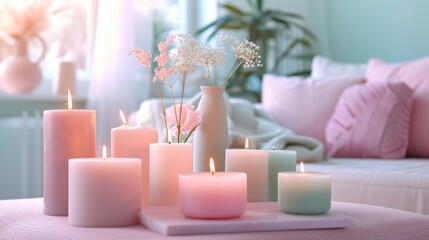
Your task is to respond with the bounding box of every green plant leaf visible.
[256,0,263,13]
[220,3,245,16]
[195,15,235,37]
[271,16,291,29]
[272,10,303,20]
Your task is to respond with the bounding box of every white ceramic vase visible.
[193,86,229,172]
[0,35,46,94]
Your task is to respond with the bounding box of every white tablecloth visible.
[1,198,429,240]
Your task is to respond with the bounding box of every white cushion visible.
[305,158,429,215]
[311,55,367,79]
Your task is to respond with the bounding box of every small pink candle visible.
[111,110,158,209]
[43,90,96,216]
[69,146,142,227]
[179,158,247,219]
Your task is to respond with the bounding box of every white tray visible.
[139,202,353,236]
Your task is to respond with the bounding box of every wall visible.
[270,0,429,63]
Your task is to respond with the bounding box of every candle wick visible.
[168,141,171,144]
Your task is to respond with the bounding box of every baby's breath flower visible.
[217,35,262,85]
[170,33,203,72]
[224,37,262,68]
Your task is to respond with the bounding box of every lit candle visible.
[179,158,247,219]
[69,146,142,227]
[225,139,269,202]
[149,143,192,206]
[111,110,158,209]
[278,162,331,215]
[43,90,96,216]
[268,148,296,201]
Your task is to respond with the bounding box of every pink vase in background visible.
[0,35,46,94]
[193,86,229,172]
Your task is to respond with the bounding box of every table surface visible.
[1,198,429,240]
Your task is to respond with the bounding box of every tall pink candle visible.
[179,158,247,219]
[43,91,96,216]
[111,110,158,209]
[150,143,192,206]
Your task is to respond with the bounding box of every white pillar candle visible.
[43,90,96,216]
[111,110,158,209]
[69,146,142,227]
[278,162,331,215]
[179,158,247,219]
[150,143,192,206]
[225,139,268,202]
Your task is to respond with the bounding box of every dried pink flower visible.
[154,67,175,83]
[129,48,151,68]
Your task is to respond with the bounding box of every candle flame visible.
[67,90,72,110]
[210,158,215,176]
[102,145,107,160]
[119,110,127,125]
[300,161,305,173]
[244,138,249,150]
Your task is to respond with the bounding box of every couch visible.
[261,55,429,215]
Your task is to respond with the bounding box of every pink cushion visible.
[261,74,362,145]
[366,57,429,157]
[326,82,413,158]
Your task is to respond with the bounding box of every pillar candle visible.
[278,163,331,215]
[69,147,141,227]
[149,143,192,206]
[43,91,95,216]
[268,149,296,201]
[179,158,247,219]
[111,110,158,209]
[225,139,268,202]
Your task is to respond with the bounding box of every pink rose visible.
[165,104,201,137]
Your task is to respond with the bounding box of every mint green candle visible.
[268,150,296,201]
[278,171,331,215]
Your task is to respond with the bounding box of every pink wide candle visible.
[111,110,158,209]
[43,91,95,216]
[179,158,247,219]
[68,148,141,227]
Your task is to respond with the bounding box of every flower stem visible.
[178,72,187,143]
[221,59,241,86]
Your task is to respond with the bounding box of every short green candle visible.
[278,171,331,215]
[268,150,296,201]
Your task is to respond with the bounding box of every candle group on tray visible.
[43,93,332,228]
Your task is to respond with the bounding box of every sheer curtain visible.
[87,0,152,153]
